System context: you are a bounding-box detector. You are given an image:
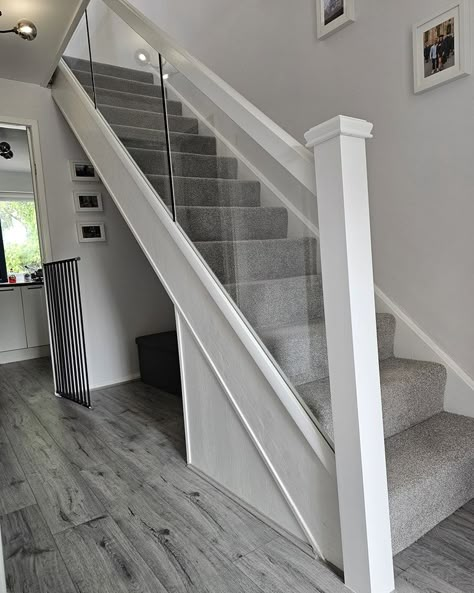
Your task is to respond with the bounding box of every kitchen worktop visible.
[0,281,44,288]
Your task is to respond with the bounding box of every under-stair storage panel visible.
[0,287,27,352]
[21,285,50,348]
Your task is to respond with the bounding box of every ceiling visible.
[0,127,31,174]
[0,0,88,85]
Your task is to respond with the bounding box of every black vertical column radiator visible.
[43,257,91,407]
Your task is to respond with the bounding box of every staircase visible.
[62,56,474,558]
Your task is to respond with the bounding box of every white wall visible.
[128,0,474,383]
[0,77,175,388]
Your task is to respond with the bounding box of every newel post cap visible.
[305,115,373,148]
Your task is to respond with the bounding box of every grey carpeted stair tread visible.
[257,313,395,386]
[297,357,446,440]
[84,86,182,115]
[129,147,238,179]
[386,412,474,554]
[177,206,288,241]
[195,237,318,285]
[148,175,261,207]
[100,104,199,134]
[115,125,216,155]
[72,69,161,96]
[225,275,323,328]
[64,56,153,83]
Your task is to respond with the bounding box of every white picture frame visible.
[413,1,471,94]
[73,190,103,213]
[69,160,99,182]
[316,0,355,39]
[76,222,106,243]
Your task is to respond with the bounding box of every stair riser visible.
[73,70,160,96]
[129,149,238,179]
[177,207,288,241]
[260,314,395,386]
[65,57,154,83]
[195,238,318,285]
[148,176,261,207]
[226,276,323,328]
[121,132,217,155]
[85,86,182,115]
[101,105,198,134]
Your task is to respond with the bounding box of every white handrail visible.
[102,0,317,195]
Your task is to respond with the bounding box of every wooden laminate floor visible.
[0,357,472,593]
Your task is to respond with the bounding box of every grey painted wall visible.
[130,0,474,381]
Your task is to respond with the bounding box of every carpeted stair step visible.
[129,148,238,178]
[115,126,216,155]
[225,275,323,328]
[148,176,261,207]
[84,86,182,115]
[64,56,153,83]
[72,69,161,97]
[257,313,395,386]
[386,412,474,554]
[100,104,199,134]
[297,357,446,440]
[177,206,288,241]
[195,237,317,285]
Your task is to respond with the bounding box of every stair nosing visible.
[72,68,156,88]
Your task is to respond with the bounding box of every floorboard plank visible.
[0,426,36,516]
[0,505,77,593]
[55,516,168,593]
[0,389,105,534]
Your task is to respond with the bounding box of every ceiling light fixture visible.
[0,12,38,41]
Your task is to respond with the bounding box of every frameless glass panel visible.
[63,12,95,105]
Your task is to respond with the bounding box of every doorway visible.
[0,123,49,362]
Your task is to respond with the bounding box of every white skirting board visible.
[375,288,474,418]
[0,526,6,593]
[0,345,50,365]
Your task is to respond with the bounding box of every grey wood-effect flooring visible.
[0,357,471,593]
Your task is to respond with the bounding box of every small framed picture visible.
[413,2,470,94]
[70,160,99,182]
[76,222,106,243]
[316,0,355,39]
[73,191,103,212]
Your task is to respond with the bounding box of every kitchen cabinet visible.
[0,287,28,352]
[21,285,49,348]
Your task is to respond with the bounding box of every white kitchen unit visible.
[0,286,28,352]
[0,283,50,363]
[21,285,50,348]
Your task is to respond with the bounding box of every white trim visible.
[375,287,474,417]
[0,191,34,201]
[316,0,356,39]
[41,0,90,87]
[413,1,471,94]
[0,525,6,593]
[89,372,140,390]
[102,0,316,195]
[175,311,193,464]
[188,463,314,557]
[0,345,50,365]
[305,115,373,147]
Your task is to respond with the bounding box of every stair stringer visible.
[52,62,343,569]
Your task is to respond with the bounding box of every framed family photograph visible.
[73,191,103,213]
[69,160,99,182]
[316,0,355,39]
[76,222,107,243]
[413,1,471,94]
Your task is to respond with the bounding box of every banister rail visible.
[102,0,317,195]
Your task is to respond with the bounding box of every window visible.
[0,200,42,281]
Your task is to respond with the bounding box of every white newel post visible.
[305,116,394,593]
